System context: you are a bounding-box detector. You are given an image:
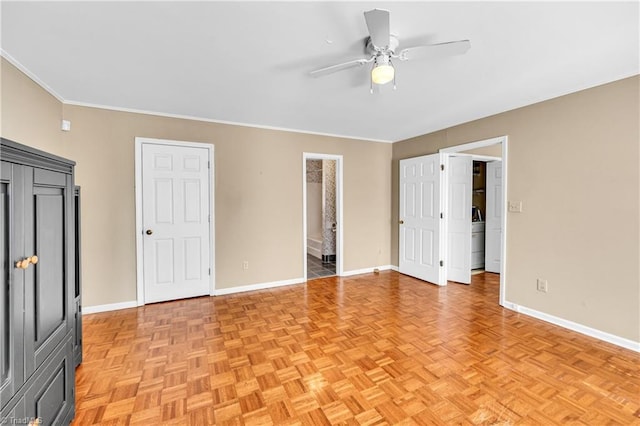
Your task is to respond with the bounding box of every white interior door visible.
[485,160,502,273]
[399,154,444,285]
[447,155,472,284]
[142,143,211,303]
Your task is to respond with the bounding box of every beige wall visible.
[463,144,502,157]
[2,59,392,308]
[393,76,640,342]
[1,59,65,156]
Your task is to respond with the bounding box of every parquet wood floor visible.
[73,272,640,425]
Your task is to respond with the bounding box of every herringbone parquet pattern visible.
[73,272,640,425]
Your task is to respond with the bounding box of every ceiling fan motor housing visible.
[367,35,399,55]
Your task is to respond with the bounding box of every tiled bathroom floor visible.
[307,254,336,279]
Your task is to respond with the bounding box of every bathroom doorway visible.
[302,153,343,280]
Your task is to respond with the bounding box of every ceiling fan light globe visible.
[371,64,394,85]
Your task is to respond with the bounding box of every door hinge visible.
[208,161,211,169]
[440,164,444,171]
[440,260,444,267]
[440,212,443,219]
[208,268,211,275]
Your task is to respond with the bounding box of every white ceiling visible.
[2,1,638,142]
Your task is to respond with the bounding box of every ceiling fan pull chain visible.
[370,60,375,94]
[391,58,397,90]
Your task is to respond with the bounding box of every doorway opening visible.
[441,137,507,306]
[468,157,502,276]
[303,153,343,280]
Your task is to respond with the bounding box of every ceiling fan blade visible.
[364,9,390,49]
[399,40,471,61]
[309,58,370,78]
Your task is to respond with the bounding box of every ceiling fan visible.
[310,9,471,93]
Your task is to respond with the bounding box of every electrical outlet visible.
[536,279,548,293]
[242,261,249,270]
[508,201,523,213]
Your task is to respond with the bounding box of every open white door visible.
[399,154,444,285]
[485,161,502,273]
[447,155,472,284]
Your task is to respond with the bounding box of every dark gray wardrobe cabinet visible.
[1,138,78,425]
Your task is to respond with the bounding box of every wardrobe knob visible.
[15,256,38,269]
[146,229,153,235]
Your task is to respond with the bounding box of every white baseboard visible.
[78,267,397,316]
[504,301,640,353]
[83,300,138,315]
[214,277,305,296]
[341,265,394,277]
[82,278,305,312]
[307,247,322,259]
[389,265,399,272]
[216,266,399,295]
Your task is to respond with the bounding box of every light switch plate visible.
[537,279,548,293]
[508,201,523,213]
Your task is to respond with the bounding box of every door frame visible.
[302,153,343,280]
[440,136,508,306]
[134,137,215,306]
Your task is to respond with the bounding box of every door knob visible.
[146,229,153,235]
[399,220,404,225]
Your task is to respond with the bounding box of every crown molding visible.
[1,50,392,144]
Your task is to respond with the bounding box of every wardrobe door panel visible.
[33,168,66,187]
[0,393,26,425]
[0,179,9,403]
[0,162,25,406]
[23,171,70,378]
[73,187,82,367]
[35,189,65,340]
[0,178,11,409]
[22,337,74,426]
